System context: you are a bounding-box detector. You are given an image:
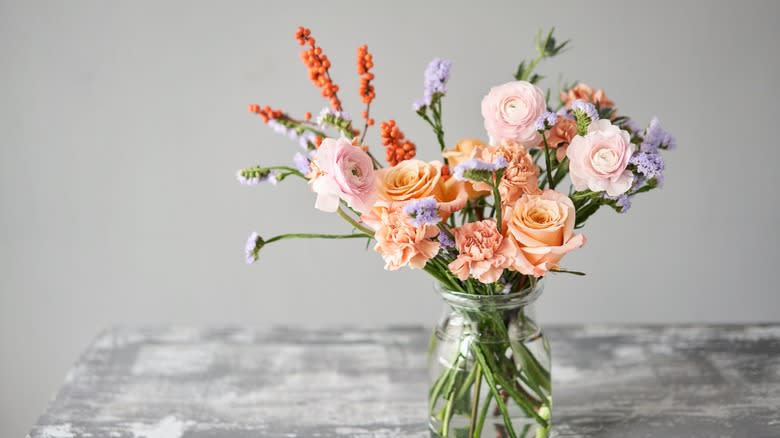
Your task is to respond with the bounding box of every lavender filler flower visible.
[641,117,676,152]
[293,152,311,174]
[453,156,508,181]
[237,166,278,186]
[245,232,263,264]
[403,197,441,226]
[629,151,665,180]
[437,231,455,249]
[413,58,452,110]
[535,111,558,131]
[571,100,599,121]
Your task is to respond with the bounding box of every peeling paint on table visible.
[27,325,780,437]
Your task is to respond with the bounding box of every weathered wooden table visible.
[28,325,780,438]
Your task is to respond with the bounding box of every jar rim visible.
[434,278,544,309]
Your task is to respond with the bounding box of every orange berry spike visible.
[379,120,416,166]
[357,44,376,145]
[295,26,343,112]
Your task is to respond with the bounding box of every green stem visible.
[473,346,517,438]
[469,364,483,438]
[541,133,554,189]
[475,388,493,438]
[336,208,374,235]
[491,172,504,232]
[264,232,372,244]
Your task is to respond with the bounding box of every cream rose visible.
[506,189,585,277]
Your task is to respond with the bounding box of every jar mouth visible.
[434,279,544,310]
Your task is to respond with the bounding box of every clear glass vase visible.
[428,280,551,438]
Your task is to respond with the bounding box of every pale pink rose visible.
[309,137,376,213]
[505,190,586,277]
[372,208,440,271]
[471,140,540,205]
[481,81,546,146]
[448,220,517,284]
[566,119,634,196]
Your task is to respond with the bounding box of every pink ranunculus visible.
[309,137,377,213]
[505,189,586,277]
[372,208,440,271]
[566,119,634,196]
[448,220,517,284]
[481,81,546,147]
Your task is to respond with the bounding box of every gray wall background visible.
[2,0,779,436]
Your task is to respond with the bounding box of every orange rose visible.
[505,189,585,277]
[443,139,492,199]
[373,159,467,219]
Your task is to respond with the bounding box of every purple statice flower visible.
[629,151,665,180]
[453,156,507,181]
[413,58,452,109]
[556,107,576,120]
[622,119,642,136]
[437,231,455,249]
[237,167,278,186]
[293,152,311,174]
[403,197,440,226]
[571,100,599,121]
[641,117,676,152]
[602,193,632,213]
[245,232,262,264]
[535,111,558,130]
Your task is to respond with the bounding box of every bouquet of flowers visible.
[239,26,675,438]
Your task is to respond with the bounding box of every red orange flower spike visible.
[248,104,283,124]
[379,120,416,166]
[357,44,376,144]
[295,26,343,112]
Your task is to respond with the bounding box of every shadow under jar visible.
[428,280,551,438]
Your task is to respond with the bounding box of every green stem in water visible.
[336,207,374,235]
[475,387,493,438]
[473,346,518,438]
[469,364,483,438]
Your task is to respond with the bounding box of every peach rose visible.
[545,116,578,161]
[374,159,467,217]
[448,219,517,284]
[506,189,585,277]
[566,119,634,196]
[443,138,492,199]
[560,83,615,110]
[442,138,488,167]
[372,208,440,271]
[481,81,546,146]
[309,136,377,214]
[471,140,540,205]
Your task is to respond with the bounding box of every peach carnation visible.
[372,208,440,271]
[471,140,540,205]
[448,220,517,284]
[561,83,615,110]
[546,116,578,161]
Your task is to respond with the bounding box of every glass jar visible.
[428,280,551,438]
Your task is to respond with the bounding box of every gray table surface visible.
[27,325,780,438]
